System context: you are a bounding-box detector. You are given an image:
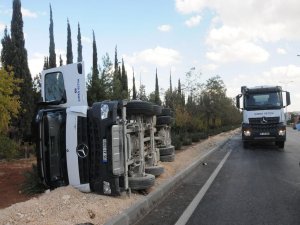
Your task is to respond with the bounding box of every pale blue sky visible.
[0,0,300,111]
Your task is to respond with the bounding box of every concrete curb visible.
[104,137,231,225]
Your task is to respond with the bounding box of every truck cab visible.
[236,86,291,148]
[35,62,90,192]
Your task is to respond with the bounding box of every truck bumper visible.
[242,123,286,142]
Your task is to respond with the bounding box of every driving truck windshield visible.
[244,91,282,110]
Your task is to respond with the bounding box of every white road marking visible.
[174,149,233,225]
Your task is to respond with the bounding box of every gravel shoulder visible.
[0,129,239,225]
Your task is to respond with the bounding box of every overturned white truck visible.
[34,62,174,195]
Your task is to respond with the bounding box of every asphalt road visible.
[135,128,300,225]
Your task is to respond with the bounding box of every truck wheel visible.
[159,145,175,156]
[159,108,171,116]
[243,141,249,149]
[145,165,164,177]
[276,141,285,149]
[127,100,154,117]
[128,173,155,190]
[152,104,162,115]
[160,153,175,162]
[156,116,172,125]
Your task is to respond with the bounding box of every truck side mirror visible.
[286,91,291,106]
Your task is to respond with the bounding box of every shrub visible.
[171,133,182,150]
[0,134,19,160]
[191,132,201,142]
[21,164,47,195]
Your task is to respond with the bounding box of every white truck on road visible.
[236,86,291,149]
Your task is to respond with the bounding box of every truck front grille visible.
[249,116,279,124]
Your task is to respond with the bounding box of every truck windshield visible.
[244,92,282,110]
[44,72,66,103]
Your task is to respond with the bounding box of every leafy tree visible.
[100,53,113,100]
[77,23,82,62]
[49,4,56,68]
[137,84,148,101]
[66,19,73,64]
[0,68,20,134]
[9,0,34,139]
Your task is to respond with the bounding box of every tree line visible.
[0,0,241,159]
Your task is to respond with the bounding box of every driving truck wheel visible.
[159,145,175,156]
[243,141,249,149]
[156,116,172,125]
[128,173,155,190]
[126,100,154,116]
[145,165,164,177]
[160,153,175,162]
[276,141,285,149]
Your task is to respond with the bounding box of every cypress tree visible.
[169,71,173,92]
[10,0,34,139]
[49,4,56,68]
[92,31,99,78]
[87,31,100,105]
[1,27,14,71]
[59,54,63,66]
[66,19,73,64]
[132,68,137,100]
[121,58,128,98]
[112,45,122,99]
[77,23,82,62]
[154,68,161,105]
[178,79,181,95]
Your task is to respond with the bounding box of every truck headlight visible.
[101,104,109,119]
[278,129,286,136]
[243,129,251,137]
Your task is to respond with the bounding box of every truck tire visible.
[243,141,249,149]
[159,145,175,156]
[145,165,164,177]
[159,108,171,116]
[156,116,172,125]
[128,173,155,190]
[160,153,175,162]
[276,141,285,149]
[152,105,162,115]
[127,100,154,117]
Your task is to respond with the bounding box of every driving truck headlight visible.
[101,104,109,119]
[243,129,251,137]
[278,129,286,136]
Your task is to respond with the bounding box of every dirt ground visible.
[0,158,36,209]
[0,129,239,225]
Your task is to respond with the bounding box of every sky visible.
[0,0,300,112]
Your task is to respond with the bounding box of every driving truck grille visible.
[249,117,279,124]
[249,117,280,133]
[77,117,89,184]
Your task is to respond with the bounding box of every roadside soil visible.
[0,129,239,225]
[0,158,36,209]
